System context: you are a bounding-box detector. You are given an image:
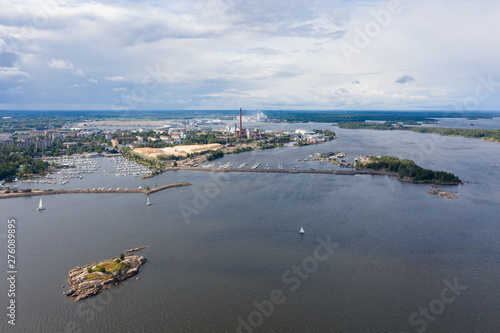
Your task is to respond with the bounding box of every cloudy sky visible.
[1,0,500,111]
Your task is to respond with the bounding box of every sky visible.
[1,0,500,111]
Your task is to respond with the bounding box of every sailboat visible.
[299,226,305,234]
[146,196,151,206]
[37,198,45,211]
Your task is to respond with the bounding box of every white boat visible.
[146,196,152,206]
[299,226,305,234]
[37,198,45,211]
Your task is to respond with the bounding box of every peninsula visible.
[356,156,462,185]
[65,249,147,302]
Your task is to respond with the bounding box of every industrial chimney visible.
[239,108,243,137]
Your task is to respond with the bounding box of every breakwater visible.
[165,166,397,176]
[0,182,191,199]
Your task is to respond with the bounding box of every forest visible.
[0,145,49,180]
[408,127,500,142]
[358,156,462,184]
[338,122,500,142]
[264,111,496,124]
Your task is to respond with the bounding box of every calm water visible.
[1,127,500,333]
[427,117,500,130]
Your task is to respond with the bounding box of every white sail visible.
[146,196,151,206]
[299,226,305,234]
[37,198,45,211]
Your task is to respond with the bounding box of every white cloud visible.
[48,58,74,70]
[1,0,500,110]
[0,69,31,82]
[106,76,126,81]
[75,69,86,77]
[47,58,86,77]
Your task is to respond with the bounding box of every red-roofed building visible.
[160,135,171,143]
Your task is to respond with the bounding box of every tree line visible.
[338,122,500,142]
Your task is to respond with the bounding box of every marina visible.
[18,155,153,186]
[108,155,153,177]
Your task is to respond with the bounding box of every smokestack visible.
[239,108,243,137]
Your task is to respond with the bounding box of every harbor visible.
[18,155,153,186]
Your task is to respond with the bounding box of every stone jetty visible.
[0,182,190,199]
[166,166,396,176]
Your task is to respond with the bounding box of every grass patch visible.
[86,273,112,281]
[93,261,128,273]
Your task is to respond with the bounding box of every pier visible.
[0,182,191,199]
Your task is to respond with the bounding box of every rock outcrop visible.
[66,252,147,302]
[124,246,149,254]
[427,188,457,199]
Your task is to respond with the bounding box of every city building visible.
[36,139,53,150]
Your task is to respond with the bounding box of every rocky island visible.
[65,249,147,302]
[427,188,457,199]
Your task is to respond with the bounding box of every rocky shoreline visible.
[427,188,458,199]
[65,249,147,302]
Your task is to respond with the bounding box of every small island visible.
[427,188,457,199]
[66,248,147,302]
[355,156,462,185]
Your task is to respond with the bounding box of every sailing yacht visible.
[299,226,305,234]
[37,198,45,211]
[146,196,151,206]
